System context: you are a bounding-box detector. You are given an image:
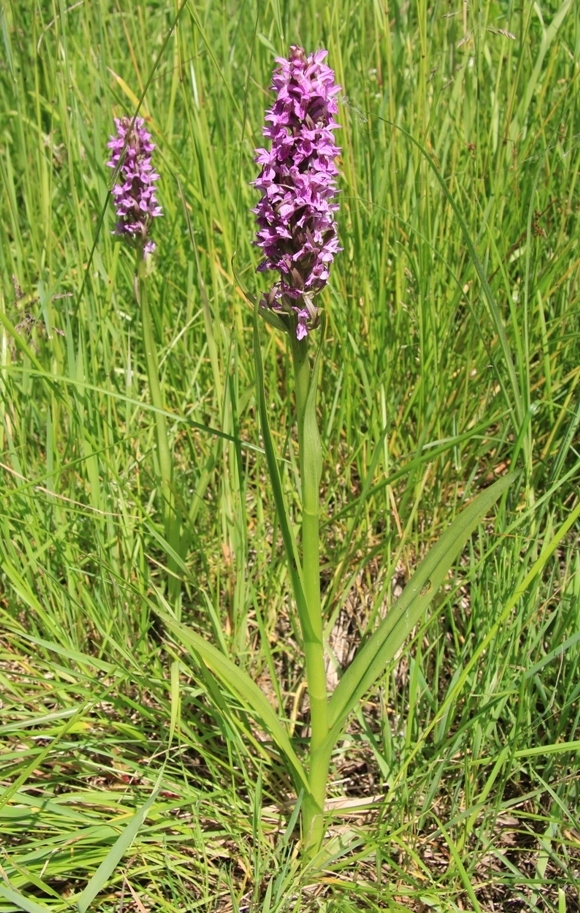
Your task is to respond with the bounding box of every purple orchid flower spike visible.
[106,116,163,258]
[253,47,341,340]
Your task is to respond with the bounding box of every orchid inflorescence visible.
[253,46,341,340]
[107,116,163,258]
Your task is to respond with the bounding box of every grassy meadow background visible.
[1,0,580,909]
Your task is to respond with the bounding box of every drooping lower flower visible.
[106,116,163,257]
[253,47,341,341]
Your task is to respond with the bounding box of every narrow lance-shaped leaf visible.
[253,308,310,630]
[75,773,163,913]
[0,886,53,913]
[158,609,309,793]
[326,474,514,741]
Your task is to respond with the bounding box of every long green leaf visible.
[158,610,309,792]
[327,474,514,738]
[75,772,163,913]
[0,887,52,913]
[390,493,580,786]
[253,311,310,628]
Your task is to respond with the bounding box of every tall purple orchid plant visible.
[253,47,342,854]
[248,49,513,862]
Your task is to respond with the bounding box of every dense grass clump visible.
[1,1,579,910]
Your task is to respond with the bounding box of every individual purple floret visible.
[253,47,341,341]
[106,116,162,257]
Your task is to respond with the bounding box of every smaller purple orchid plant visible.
[106,113,178,608]
[253,46,341,341]
[107,116,163,258]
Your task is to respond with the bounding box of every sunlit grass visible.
[1,0,579,909]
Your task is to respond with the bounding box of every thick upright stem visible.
[291,336,330,854]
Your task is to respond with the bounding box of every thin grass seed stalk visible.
[253,46,342,340]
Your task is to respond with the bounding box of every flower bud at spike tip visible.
[106,116,163,258]
[252,47,341,341]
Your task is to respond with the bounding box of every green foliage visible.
[1,0,579,909]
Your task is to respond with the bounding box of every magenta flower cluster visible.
[253,47,341,341]
[107,116,162,257]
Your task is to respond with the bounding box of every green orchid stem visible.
[136,257,181,613]
[291,335,330,856]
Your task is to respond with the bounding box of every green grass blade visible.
[3,367,248,448]
[391,492,580,785]
[74,772,163,913]
[434,816,483,913]
[514,0,574,133]
[157,610,309,792]
[327,474,515,735]
[380,118,524,433]
[0,887,53,913]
